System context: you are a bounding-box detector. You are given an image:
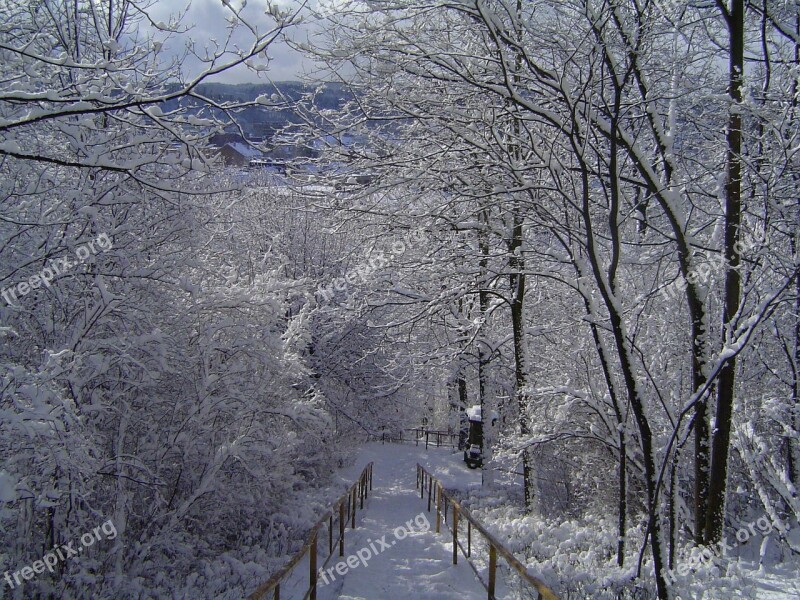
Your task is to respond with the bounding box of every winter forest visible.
[1,0,799,598]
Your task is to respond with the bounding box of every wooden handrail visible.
[247,462,373,600]
[370,428,460,448]
[416,464,559,600]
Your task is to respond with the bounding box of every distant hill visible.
[160,81,353,141]
[197,81,351,109]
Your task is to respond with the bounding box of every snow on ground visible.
[272,441,800,599]
[743,566,800,599]
[316,441,486,600]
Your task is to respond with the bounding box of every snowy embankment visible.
[453,467,800,599]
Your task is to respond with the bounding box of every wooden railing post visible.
[468,521,472,557]
[428,476,433,512]
[329,516,333,555]
[339,501,345,557]
[310,532,317,600]
[351,488,356,528]
[435,484,441,533]
[452,507,458,565]
[425,430,429,449]
[274,584,279,600]
[488,544,496,600]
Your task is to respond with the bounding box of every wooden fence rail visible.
[247,463,373,600]
[369,428,460,448]
[416,464,559,600]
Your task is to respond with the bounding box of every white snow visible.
[226,142,264,159]
[316,442,485,599]
[0,471,17,503]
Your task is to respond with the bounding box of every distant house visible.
[249,158,289,174]
[217,142,265,167]
[209,132,245,147]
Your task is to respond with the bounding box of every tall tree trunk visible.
[458,376,468,415]
[690,173,711,543]
[669,448,679,569]
[451,294,470,435]
[617,417,628,567]
[509,208,533,509]
[693,350,710,544]
[792,239,800,489]
[789,8,800,496]
[505,0,534,510]
[478,209,494,487]
[705,0,744,545]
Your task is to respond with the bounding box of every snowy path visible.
[317,442,486,600]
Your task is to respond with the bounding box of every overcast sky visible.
[147,0,324,84]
